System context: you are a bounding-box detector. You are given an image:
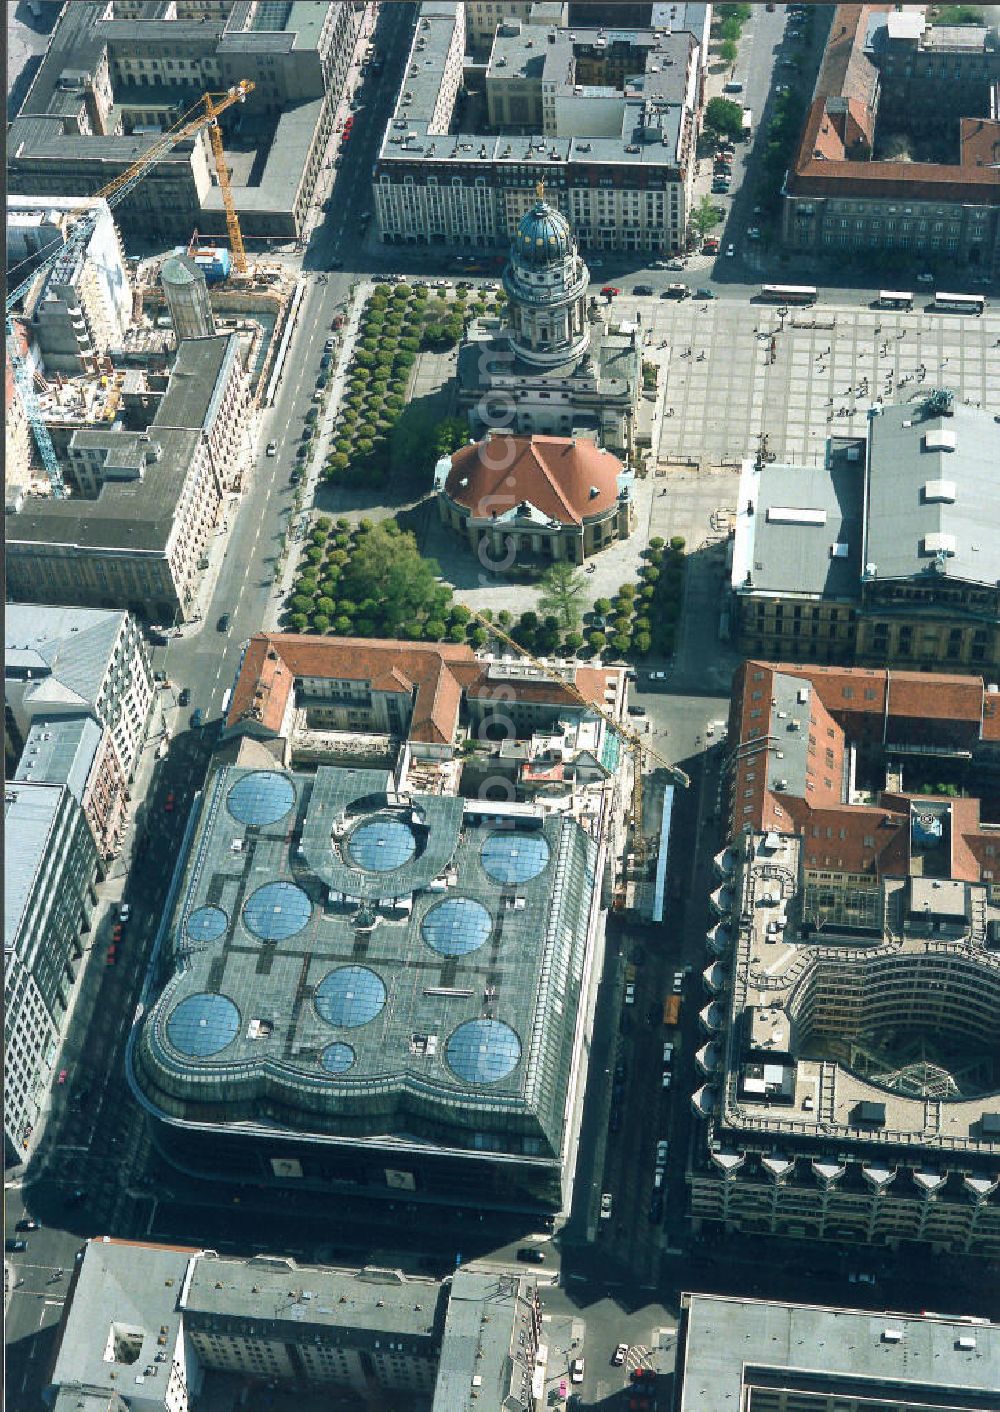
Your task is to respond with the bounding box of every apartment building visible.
[678,1295,1000,1412]
[8,196,132,375]
[7,2,361,241]
[691,661,1000,1255]
[6,334,250,623]
[5,604,154,786]
[782,6,1000,275]
[4,338,35,513]
[48,1241,541,1412]
[5,768,101,1162]
[375,1,702,255]
[730,394,1000,671]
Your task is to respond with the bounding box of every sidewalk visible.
[265,279,371,628]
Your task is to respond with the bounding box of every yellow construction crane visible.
[465,607,690,863]
[203,88,249,274]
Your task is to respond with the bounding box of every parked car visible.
[655,1139,669,1169]
[178,687,190,707]
[164,791,176,812]
[747,226,761,240]
[666,258,686,270]
[266,441,277,457]
[6,1239,27,1253]
[517,1247,545,1264]
[600,285,620,297]
[696,288,716,300]
[672,971,684,993]
[15,1218,39,1232]
[191,709,205,729]
[613,1343,629,1366]
[58,1068,69,1085]
[624,982,636,1006]
[628,705,647,717]
[725,243,736,257]
[600,1192,613,1219]
[662,1071,672,1089]
[570,1359,585,1384]
[632,283,654,296]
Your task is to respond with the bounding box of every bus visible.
[876,289,913,310]
[663,994,681,1028]
[760,284,817,305]
[934,291,985,314]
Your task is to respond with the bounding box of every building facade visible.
[435,432,635,564]
[730,395,1000,671]
[782,6,1000,276]
[5,772,101,1163]
[375,1,702,256]
[457,193,643,453]
[5,604,154,786]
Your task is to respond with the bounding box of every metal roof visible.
[5,605,125,709]
[864,400,1000,587]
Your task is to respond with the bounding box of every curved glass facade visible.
[320,1042,356,1074]
[481,831,550,884]
[347,817,417,873]
[185,906,228,943]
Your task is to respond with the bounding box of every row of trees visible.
[322,283,504,492]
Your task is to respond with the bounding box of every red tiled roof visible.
[444,433,623,527]
[227,635,477,744]
[728,661,1000,882]
[788,5,1000,205]
[226,636,624,746]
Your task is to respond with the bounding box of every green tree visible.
[338,521,448,637]
[691,193,722,239]
[538,560,587,631]
[588,631,607,653]
[719,38,738,64]
[288,613,308,632]
[593,597,612,617]
[720,17,742,42]
[704,96,745,141]
[563,631,583,654]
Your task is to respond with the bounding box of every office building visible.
[677,1294,1000,1412]
[375,1,704,256]
[730,393,1000,671]
[6,333,252,622]
[5,604,154,786]
[436,432,635,563]
[4,332,35,514]
[7,1,362,242]
[5,769,101,1163]
[8,195,132,375]
[782,5,1000,275]
[47,1239,542,1412]
[689,659,1000,1255]
[130,752,611,1212]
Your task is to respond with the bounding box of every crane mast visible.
[464,607,690,863]
[5,81,254,494]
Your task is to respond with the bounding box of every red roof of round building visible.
[444,434,623,527]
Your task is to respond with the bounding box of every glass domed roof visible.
[513,195,574,268]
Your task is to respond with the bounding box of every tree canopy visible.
[538,560,587,631]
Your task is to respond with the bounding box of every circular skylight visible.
[446,1019,522,1085]
[185,906,228,943]
[166,992,240,1058]
[243,882,311,941]
[422,898,492,957]
[315,966,387,1029]
[480,831,550,885]
[226,771,296,827]
[347,817,417,873]
[320,1042,356,1075]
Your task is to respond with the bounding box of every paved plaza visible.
[625,298,1000,468]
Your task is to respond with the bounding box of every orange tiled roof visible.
[444,433,623,527]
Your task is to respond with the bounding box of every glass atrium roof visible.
[446,1018,522,1085]
[347,817,418,872]
[243,882,311,941]
[320,1042,356,1074]
[481,831,550,884]
[227,771,296,827]
[185,906,228,943]
[421,897,492,956]
[166,992,240,1057]
[315,966,387,1029]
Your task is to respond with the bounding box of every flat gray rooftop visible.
[680,1294,1000,1412]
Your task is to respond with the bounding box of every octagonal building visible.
[129,765,605,1213]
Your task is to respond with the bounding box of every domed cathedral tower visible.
[502,185,590,368]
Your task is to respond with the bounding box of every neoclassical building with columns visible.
[457,189,642,456]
